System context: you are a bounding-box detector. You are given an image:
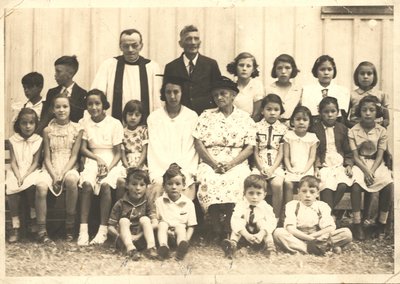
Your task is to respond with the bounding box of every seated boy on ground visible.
[155,163,197,261]
[108,168,158,261]
[222,174,277,258]
[273,175,352,255]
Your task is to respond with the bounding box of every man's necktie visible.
[189,60,194,77]
[61,88,69,97]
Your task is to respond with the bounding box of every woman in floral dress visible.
[193,76,256,241]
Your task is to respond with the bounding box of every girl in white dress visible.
[78,89,125,246]
[227,52,265,121]
[6,108,42,243]
[283,106,319,204]
[266,54,301,125]
[348,95,393,240]
[36,94,83,243]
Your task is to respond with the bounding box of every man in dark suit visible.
[164,25,221,115]
[38,55,87,134]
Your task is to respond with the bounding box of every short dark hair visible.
[311,55,337,79]
[179,25,198,40]
[271,54,299,79]
[120,29,143,44]
[299,175,320,189]
[54,55,79,75]
[13,108,39,135]
[21,72,44,89]
[354,95,384,118]
[160,80,185,102]
[289,105,313,130]
[226,52,260,78]
[85,89,110,110]
[122,100,147,125]
[318,96,339,114]
[243,174,267,193]
[162,163,186,186]
[261,93,285,115]
[126,168,150,185]
[353,61,378,88]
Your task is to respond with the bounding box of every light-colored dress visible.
[40,119,82,196]
[301,81,350,117]
[284,131,319,182]
[348,123,392,192]
[79,115,125,195]
[193,107,256,212]
[122,125,148,168]
[233,78,265,115]
[6,133,42,195]
[266,82,302,120]
[318,126,354,190]
[252,119,287,178]
[147,106,199,185]
[348,87,389,125]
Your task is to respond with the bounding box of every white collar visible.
[183,53,199,67]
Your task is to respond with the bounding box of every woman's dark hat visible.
[210,76,239,93]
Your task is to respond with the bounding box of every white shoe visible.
[77,232,89,246]
[89,231,107,245]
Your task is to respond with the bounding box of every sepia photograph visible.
[1,0,398,283]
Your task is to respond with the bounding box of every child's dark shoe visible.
[176,241,189,260]
[127,249,141,261]
[353,223,365,241]
[8,228,19,243]
[144,247,158,260]
[376,222,386,240]
[221,239,236,259]
[38,232,55,246]
[157,245,170,260]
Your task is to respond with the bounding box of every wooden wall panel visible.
[3,7,394,137]
[324,19,353,90]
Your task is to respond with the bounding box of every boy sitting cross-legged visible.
[222,174,277,259]
[273,175,352,255]
[108,168,158,261]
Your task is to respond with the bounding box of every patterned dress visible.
[253,119,287,177]
[40,119,82,196]
[193,107,256,212]
[122,125,148,168]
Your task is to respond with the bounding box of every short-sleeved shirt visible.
[266,82,302,120]
[348,123,387,155]
[255,119,287,168]
[284,200,335,232]
[233,78,265,115]
[11,98,44,123]
[155,193,197,228]
[301,81,350,116]
[80,115,124,149]
[231,199,276,235]
[108,194,156,228]
[348,87,389,124]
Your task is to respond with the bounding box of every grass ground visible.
[6,226,394,277]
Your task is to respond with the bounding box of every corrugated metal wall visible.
[4,7,393,137]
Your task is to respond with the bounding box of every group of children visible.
[5,52,393,261]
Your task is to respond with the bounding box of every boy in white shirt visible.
[222,174,277,258]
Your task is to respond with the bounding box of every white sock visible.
[12,217,20,229]
[30,208,36,219]
[80,223,88,233]
[98,225,108,234]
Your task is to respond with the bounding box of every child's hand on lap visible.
[345,165,353,178]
